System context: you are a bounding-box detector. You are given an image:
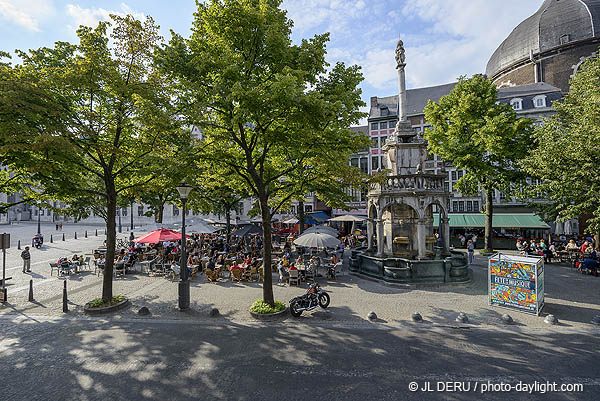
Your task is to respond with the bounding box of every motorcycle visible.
[289,282,330,317]
[32,234,43,249]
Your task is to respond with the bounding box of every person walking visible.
[21,246,31,273]
[467,240,475,265]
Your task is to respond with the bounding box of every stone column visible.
[376,219,385,256]
[416,219,427,259]
[441,216,451,256]
[367,218,374,251]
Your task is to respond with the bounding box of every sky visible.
[0,0,543,123]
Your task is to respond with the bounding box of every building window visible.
[138,206,144,216]
[173,205,179,216]
[458,201,465,212]
[466,201,473,212]
[413,127,421,134]
[533,95,547,108]
[379,136,387,147]
[499,191,506,200]
[510,98,523,111]
[380,121,387,129]
[305,205,312,212]
[122,208,127,217]
[473,201,479,211]
[350,158,358,168]
[452,201,459,212]
[559,34,570,45]
[371,156,379,171]
[451,171,457,181]
[444,181,449,192]
[360,158,369,174]
[371,137,378,148]
[371,122,378,130]
[457,170,463,179]
[389,120,397,129]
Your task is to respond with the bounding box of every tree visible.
[524,53,600,244]
[0,15,180,302]
[424,75,534,252]
[158,0,368,305]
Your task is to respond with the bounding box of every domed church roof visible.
[486,0,600,79]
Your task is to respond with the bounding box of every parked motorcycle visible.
[32,234,43,249]
[289,282,330,317]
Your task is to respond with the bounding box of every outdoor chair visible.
[114,262,126,277]
[288,269,300,286]
[304,266,315,282]
[245,265,259,282]
[231,269,243,283]
[203,268,216,282]
[59,261,74,276]
[258,267,264,282]
[82,256,92,270]
[49,262,60,276]
[171,265,181,281]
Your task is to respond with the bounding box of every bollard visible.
[50,234,53,243]
[62,281,68,313]
[95,229,98,236]
[74,232,77,240]
[18,240,21,250]
[62,233,65,241]
[28,279,34,302]
[85,230,88,238]
[1,288,6,303]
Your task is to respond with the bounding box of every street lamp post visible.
[118,208,122,233]
[130,201,134,230]
[36,204,41,236]
[176,183,193,311]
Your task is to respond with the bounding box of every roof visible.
[370,82,457,119]
[497,82,562,98]
[433,213,550,229]
[349,125,368,135]
[486,0,600,78]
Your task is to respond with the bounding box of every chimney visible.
[370,96,378,107]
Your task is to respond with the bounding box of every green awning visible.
[433,213,550,229]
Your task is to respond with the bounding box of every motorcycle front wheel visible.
[290,300,303,317]
[318,292,330,308]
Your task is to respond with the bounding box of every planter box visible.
[249,307,289,320]
[84,298,129,315]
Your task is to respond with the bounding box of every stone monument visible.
[350,39,469,284]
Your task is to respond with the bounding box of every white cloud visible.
[0,0,54,32]
[283,0,370,35]
[400,0,541,86]
[66,2,145,30]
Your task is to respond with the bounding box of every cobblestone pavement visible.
[0,315,598,401]
[1,240,599,331]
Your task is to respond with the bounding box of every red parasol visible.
[133,228,188,244]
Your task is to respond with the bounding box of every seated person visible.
[330,254,340,265]
[582,253,598,276]
[295,255,303,266]
[206,257,216,272]
[565,239,578,251]
[230,263,242,272]
[277,263,289,284]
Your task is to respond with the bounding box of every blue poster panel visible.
[489,255,542,315]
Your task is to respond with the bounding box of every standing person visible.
[467,240,475,265]
[471,234,478,249]
[21,246,31,273]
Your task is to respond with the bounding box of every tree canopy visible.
[0,15,181,301]
[157,0,369,305]
[424,74,534,251]
[525,53,600,238]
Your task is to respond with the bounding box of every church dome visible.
[486,0,600,80]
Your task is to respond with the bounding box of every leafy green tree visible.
[525,53,600,243]
[0,15,180,302]
[158,0,368,305]
[424,75,534,252]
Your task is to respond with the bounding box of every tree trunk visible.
[103,183,117,303]
[259,189,274,307]
[157,202,164,223]
[485,188,494,253]
[225,206,231,244]
[298,200,305,234]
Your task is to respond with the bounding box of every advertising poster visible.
[488,254,543,315]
